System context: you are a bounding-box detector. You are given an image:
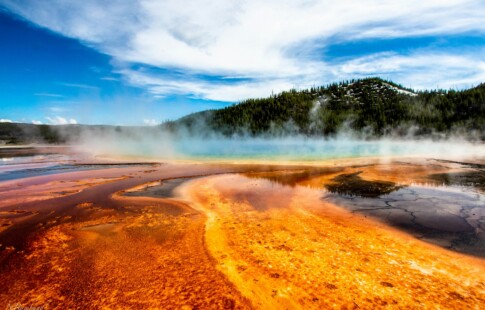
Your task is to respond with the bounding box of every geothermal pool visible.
[0,146,484,308]
[80,137,485,161]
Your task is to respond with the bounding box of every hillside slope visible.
[165,77,485,139]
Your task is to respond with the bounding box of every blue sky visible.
[1,1,484,125]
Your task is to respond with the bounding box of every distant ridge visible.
[2,78,484,144]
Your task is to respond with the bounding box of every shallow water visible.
[0,154,71,166]
[0,147,73,164]
[0,162,157,182]
[123,177,196,199]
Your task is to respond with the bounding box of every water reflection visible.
[123,178,193,199]
[429,171,485,192]
[243,167,344,188]
[324,171,403,198]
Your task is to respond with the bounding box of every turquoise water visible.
[170,138,485,161]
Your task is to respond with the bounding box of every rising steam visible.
[57,124,485,162]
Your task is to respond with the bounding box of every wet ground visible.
[324,185,485,256]
[245,162,485,257]
[180,173,485,309]
[0,149,484,308]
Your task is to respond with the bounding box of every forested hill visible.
[164,77,485,139]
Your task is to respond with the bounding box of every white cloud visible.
[32,120,43,125]
[46,116,78,125]
[122,50,485,100]
[143,119,160,126]
[0,119,13,123]
[334,51,485,90]
[122,68,298,101]
[3,0,485,101]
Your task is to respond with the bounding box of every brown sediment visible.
[0,162,289,308]
[0,158,484,308]
[0,200,251,308]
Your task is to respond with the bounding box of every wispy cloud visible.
[3,0,485,102]
[32,120,43,125]
[100,76,118,81]
[60,82,99,90]
[48,106,68,113]
[46,116,77,125]
[34,92,64,98]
